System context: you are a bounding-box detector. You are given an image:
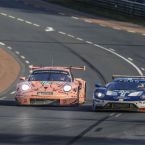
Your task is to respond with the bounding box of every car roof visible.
[114,78,145,82]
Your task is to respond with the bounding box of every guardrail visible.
[75,0,145,17]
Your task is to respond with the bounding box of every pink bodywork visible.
[15,66,86,105]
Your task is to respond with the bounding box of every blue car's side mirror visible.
[95,83,101,88]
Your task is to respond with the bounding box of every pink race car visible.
[15,66,86,106]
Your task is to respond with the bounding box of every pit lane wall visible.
[75,0,145,17]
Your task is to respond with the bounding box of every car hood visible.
[104,90,144,101]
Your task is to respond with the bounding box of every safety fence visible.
[75,0,145,17]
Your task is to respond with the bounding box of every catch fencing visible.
[75,0,145,17]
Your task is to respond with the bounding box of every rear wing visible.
[29,65,40,73]
[112,75,145,80]
[65,66,86,71]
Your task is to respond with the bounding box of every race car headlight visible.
[21,84,30,91]
[95,92,105,98]
[64,85,72,92]
[128,91,143,97]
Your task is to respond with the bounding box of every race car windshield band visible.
[28,70,71,82]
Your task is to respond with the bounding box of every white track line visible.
[71,16,79,20]
[8,15,15,19]
[113,27,121,30]
[109,48,115,52]
[76,37,83,41]
[15,51,20,55]
[25,21,32,24]
[25,60,30,64]
[141,67,145,71]
[7,46,12,50]
[67,34,75,38]
[86,41,93,44]
[17,18,24,22]
[128,57,133,61]
[45,27,54,32]
[84,19,92,23]
[33,24,40,27]
[21,56,25,59]
[142,34,145,36]
[115,114,122,118]
[93,43,143,76]
[10,91,16,95]
[128,30,136,33]
[0,42,5,46]
[100,24,106,27]
[0,13,7,16]
[58,31,66,35]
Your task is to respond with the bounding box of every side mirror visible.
[19,77,26,81]
[95,83,103,88]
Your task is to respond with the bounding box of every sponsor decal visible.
[41,81,53,85]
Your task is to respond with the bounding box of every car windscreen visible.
[107,80,145,91]
[28,70,71,82]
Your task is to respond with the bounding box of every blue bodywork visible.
[94,78,145,102]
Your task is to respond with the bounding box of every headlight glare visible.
[21,84,30,91]
[64,85,71,92]
[128,91,143,97]
[95,92,105,98]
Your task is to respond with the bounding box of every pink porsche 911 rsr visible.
[15,66,86,106]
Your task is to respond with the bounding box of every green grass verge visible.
[44,0,145,26]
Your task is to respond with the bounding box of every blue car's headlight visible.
[128,91,143,97]
[95,92,105,99]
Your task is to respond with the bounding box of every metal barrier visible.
[75,0,145,17]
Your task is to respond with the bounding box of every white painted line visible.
[45,27,54,32]
[58,12,65,15]
[7,46,12,50]
[10,91,16,95]
[33,24,40,27]
[58,31,66,35]
[67,34,75,38]
[8,15,15,19]
[25,60,30,64]
[0,13,7,16]
[84,19,92,23]
[25,21,32,24]
[109,48,115,52]
[93,43,143,76]
[113,27,121,30]
[142,34,145,36]
[17,18,24,22]
[0,96,7,100]
[100,24,106,27]
[76,37,83,41]
[71,16,79,20]
[128,57,133,61]
[141,67,145,71]
[0,42,5,46]
[86,41,93,44]
[128,30,136,33]
[115,114,122,118]
[109,113,116,117]
[15,51,20,55]
[21,56,25,59]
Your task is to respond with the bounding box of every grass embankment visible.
[44,0,145,26]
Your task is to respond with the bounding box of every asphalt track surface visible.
[0,0,145,145]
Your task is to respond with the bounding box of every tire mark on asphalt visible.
[64,45,107,84]
[65,115,110,145]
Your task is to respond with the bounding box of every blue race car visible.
[93,75,145,112]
